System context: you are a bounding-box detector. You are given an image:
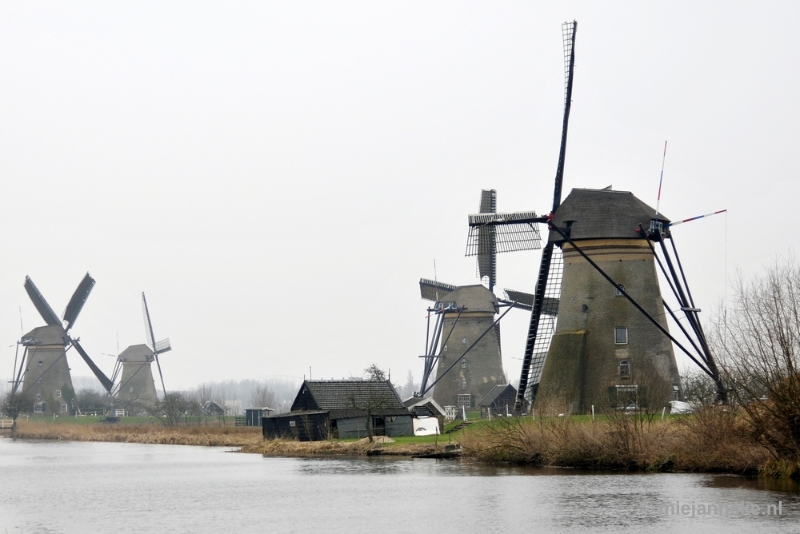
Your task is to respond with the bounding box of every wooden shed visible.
[479,384,517,418]
[262,380,413,441]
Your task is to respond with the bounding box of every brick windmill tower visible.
[533,188,682,413]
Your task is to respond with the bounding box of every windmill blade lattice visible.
[419,279,457,302]
[466,212,543,256]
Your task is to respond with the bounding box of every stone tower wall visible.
[21,344,75,416]
[117,362,159,411]
[535,239,682,414]
[432,312,505,410]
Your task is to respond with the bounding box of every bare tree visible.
[149,392,194,427]
[710,257,800,459]
[680,366,718,408]
[249,382,275,408]
[364,364,387,382]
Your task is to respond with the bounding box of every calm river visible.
[1,438,798,533]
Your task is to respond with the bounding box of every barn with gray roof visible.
[262,380,413,441]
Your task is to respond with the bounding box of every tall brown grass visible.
[13,421,262,447]
[461,410,775,476]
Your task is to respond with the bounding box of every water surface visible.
[1,438,797,533]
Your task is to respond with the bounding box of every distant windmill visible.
[113,292,171,409]
[415,189,542,411]
[11,273,114,415]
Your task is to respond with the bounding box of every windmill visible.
[475,21,721,413]
[11,273,114,415]
[112,292,171,411]
[415,189,541,411]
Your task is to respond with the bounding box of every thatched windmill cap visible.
[550,188,669,243]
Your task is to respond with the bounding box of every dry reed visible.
[461,411,774,476]
[13,421,262,447]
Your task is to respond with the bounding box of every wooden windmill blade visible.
[62,272,95,332]
[476,189,498,291]
[24,276,61,327]
[142,292,168,398]
[515,20,577,413]
[419,279,457,302]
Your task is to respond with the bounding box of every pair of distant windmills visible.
[417,21,725,414]
[10,273,171,415]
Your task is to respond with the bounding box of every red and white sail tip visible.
[667,209,727,227]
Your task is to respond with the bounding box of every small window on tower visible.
[38,361,43,367]
[443,345,448,352]
[461,337,468,345]
[62,403,68,413]
[55,390,61,398]
[460,379,467,391]
[619,361,630,378]
[37,378,42,384]
[130,387,134,393]
[615,284,625,296]
[461,359,467,368]
[673,385,680,401]
[36,393,42,400]
[614,327,628,344]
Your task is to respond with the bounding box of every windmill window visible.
[461,359,467,368]
[614,327,628,344]
[460,379,467,391]
[37,378,42,384]
[55,390,61,398]
[36,393,41,400]
[130,387,134,393]
[34,402,44,413]
[443,345,448,352]
[619,361,630,378]
[462,337,468,345]
[673,385,680,401]
[38,360,43,367]
[615,285,625,296]
[61,403,68,413]
[457,394,471,407]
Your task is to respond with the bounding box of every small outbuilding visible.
[262,380,414,441]
[403,396,446,436]
[244,407,275,427]
[479,384,517,418]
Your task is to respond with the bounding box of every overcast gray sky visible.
[2,2,798,391]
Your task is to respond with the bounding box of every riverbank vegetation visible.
[10,419,263,447]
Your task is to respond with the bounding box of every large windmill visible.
[476,21,722,413]
[112,292,171,411]
[416,189,541,410]
[11,273,114,415]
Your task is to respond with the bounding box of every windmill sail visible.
[515,20,577,412]
[62,273,96,331]
[24,276,61,327]
[476,189,498,291]
[419,279,457,302]
[71,339,114,392]
[142,292,167,397]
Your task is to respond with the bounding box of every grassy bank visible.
[460,410,800,478]
[12,420,262,447]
